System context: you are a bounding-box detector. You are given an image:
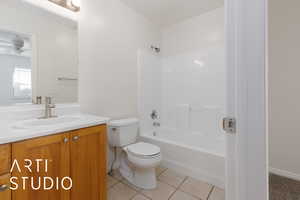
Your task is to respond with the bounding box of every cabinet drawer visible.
[0,174,11,200]
[0,144,11,175]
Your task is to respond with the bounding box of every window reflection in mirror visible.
[0,31,32,105]
[13,67,32,99]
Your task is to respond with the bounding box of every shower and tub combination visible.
[137,7,226,188]
[140,107,225,188]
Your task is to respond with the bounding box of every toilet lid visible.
[127,142,160,157]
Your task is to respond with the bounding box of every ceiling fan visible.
[0,36,31,54]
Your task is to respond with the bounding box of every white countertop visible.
[0,104,110,144]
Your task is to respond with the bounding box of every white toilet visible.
[108,118,162,189]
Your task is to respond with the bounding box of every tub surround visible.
[137,7,226,189]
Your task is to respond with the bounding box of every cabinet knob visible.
[63,138,69,143]
[0,184,8,192]
[73,136,80,141]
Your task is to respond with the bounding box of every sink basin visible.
[13,116,81,129]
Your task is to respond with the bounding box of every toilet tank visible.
[108,118,139,147]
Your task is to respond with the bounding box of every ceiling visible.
[120,0,224,27]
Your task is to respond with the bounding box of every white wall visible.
[78,0,161,118]
[160,8,225,137]
[0,0,78,104]
[269,0,300,178]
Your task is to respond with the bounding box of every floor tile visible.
[131,194,151,200]
[141,181,176,200]
[158,169,187,188]
[209,187,225,200]
[179,177,213,200]
[169,190,199,200]
[121,178,142,191]
[156,165,168,177]
[107,175,119,188]
[108,182,137,200]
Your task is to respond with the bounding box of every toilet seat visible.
[126,142,162,169]
[126,142,161,159]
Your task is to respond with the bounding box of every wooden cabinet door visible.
[0,174,11,200]
[70,125,107,200]
[0,144,11,175]
[12,133,70,200]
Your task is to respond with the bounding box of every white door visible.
[225,0,268,199]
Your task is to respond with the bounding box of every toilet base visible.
[120,167,157,190]
[119,153,158,190]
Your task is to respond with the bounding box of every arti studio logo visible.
[10,159,72,191]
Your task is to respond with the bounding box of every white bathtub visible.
[139,128,225,188]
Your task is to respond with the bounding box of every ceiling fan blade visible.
[0,39,11,44]
[0,44,13,47]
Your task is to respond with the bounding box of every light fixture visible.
[22,0,78,23]
[71,0,80,8]
[48,0,80,12]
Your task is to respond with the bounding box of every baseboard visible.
[269,167,300,181]
[161,159,225,189]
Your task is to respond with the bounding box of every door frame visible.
[225,0,269,199]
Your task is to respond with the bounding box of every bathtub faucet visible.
[153,122,160,127]
[151,110,159,120]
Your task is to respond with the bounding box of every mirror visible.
[0,31,32,105]
[0,0,78,106]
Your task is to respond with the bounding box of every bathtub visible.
[139,127,225,188]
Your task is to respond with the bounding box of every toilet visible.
[108,118,162,189]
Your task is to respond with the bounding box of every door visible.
[70,125,107,200]
[225,0,268,199]
[12,133,70,200]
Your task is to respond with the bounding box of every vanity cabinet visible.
[0,144,11,175]
[0,174,11,200]
[0,125,107,200]
[70,126,107,200]
[12,133,70,200]
[0,144,11,200]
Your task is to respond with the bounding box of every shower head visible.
[151,45,160,53]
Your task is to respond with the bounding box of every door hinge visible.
[223,117,236,134]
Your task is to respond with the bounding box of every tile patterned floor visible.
[107,166,225,200]
[269,174,300,200]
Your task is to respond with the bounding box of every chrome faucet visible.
[41,97,57,119]
[151,110,159,120]
[153,122,160,127]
